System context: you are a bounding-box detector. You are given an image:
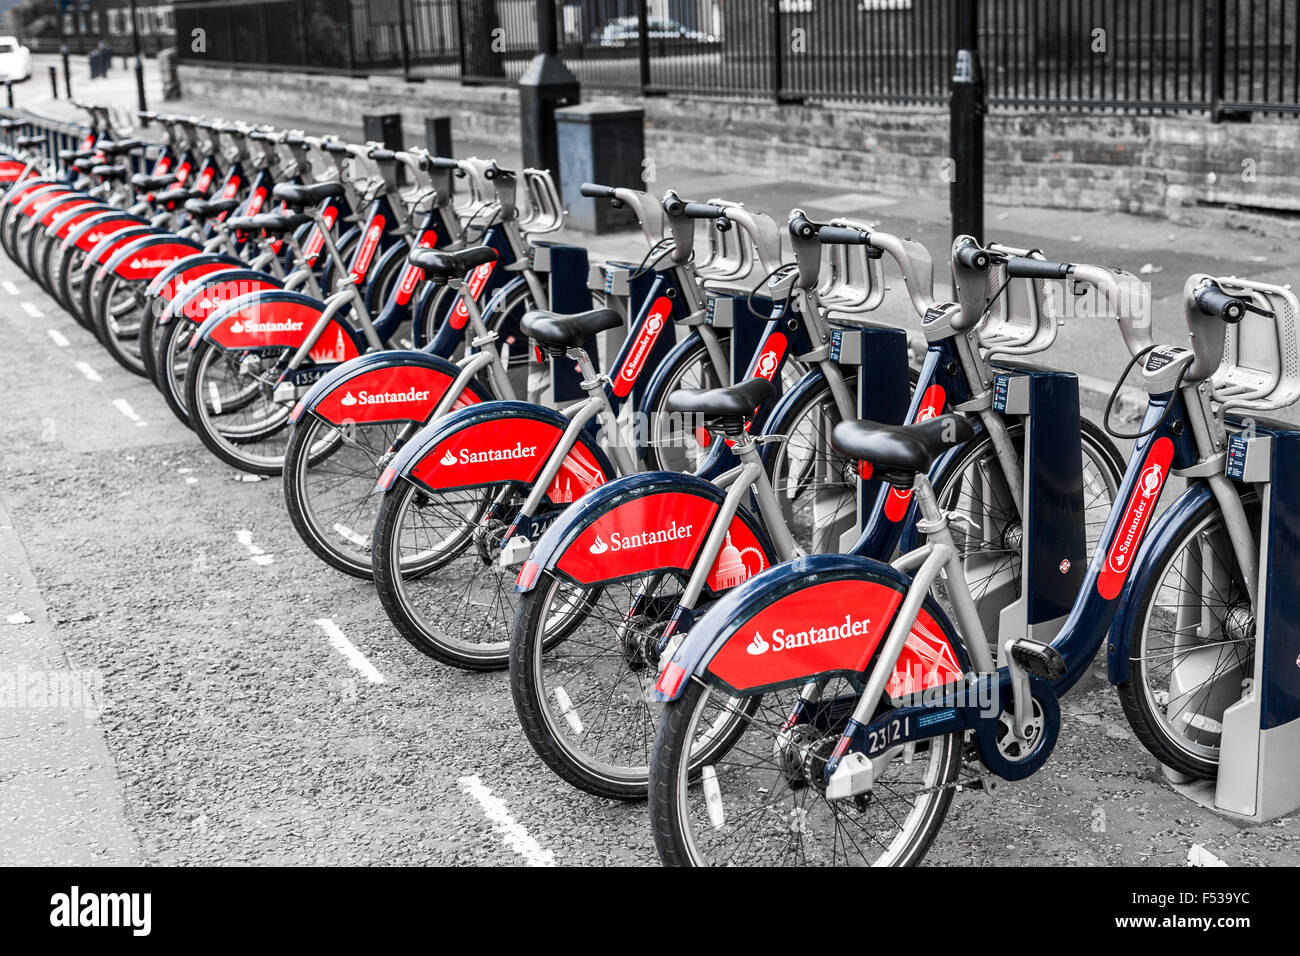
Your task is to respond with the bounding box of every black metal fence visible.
[18,0,176,57]
[171,0,1300,119]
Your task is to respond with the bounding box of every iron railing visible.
[169,0,1300,119]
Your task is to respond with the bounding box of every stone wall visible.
[179,63,1300,224]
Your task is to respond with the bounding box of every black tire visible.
[509,570,678,798]
[371,476,515,671]
[649,679,962,866]
[91,272,150,376]
[155,317,197,428]
[1116,493,1258,779]
[283,372,491,578]
[55,241,94,327]
[184,338,296,475]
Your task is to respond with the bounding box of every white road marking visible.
[111,398,147,427]
[235,528,274,565]
[331,522,369,548]
[2,280,19,295]
[702,765,726,828]
[20,301,42,318]
[314,618,385,684]
[74,361,101,382]
[457,775,555,866]
[552,685,583,734]
[46,328,69,347]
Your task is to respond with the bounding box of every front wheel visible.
[649,679,962,866]
[1116,495,1258,779]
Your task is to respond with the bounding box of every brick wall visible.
[179,64,1300,224]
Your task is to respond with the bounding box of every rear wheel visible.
[155,317,197,428]
[1117,496,1258,779]
[184,339,297,474]
[92,272,150,376]
[371,478,518,670]
[650,679,962,866]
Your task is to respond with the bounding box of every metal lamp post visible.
[518,0,579,186]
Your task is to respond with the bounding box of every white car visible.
[0,37,31,83]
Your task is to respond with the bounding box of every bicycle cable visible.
[1102,344,1187,440]
[627,237,675,281]
[746,262,798,320]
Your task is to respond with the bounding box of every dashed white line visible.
[111,398,148,427]
[46,328,69,347]
[457,775,555,867]
[2,280,19,295]
[74,361,101,382]
[314,618,386,684]
[20,301,42,318]
[235,528,274,565]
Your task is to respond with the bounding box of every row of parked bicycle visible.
[3,102,1294,865]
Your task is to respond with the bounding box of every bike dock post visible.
[532,242,596,403]
[987,366,1087,650]
[1169,423,1300,823]
[829,324,910,545]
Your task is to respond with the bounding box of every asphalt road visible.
[1,239,1299,867]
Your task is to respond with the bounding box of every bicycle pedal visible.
[1008,638,1066,681]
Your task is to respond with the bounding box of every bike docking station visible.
[1151,276,1300,824]
[784,210,911,550]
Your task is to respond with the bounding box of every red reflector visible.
[533,345,543,364]
[656,661,687,698]
[858,460,873,480]
[516,559,540,589]
[377,465,398,490]
[694,426,712,448]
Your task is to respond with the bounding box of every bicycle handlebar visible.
[1194,282,1249,324]
[953,243,992,271]
[817,224,870,245]
[1004,256,1071,280]
[581,182,617,200]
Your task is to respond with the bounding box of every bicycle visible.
[646,259,1290,866]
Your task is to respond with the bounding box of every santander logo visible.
[339,387,431,407]
[129,257,179,271]
[1098,437,1174,600]
[436,441,538,467]
[229,318,304,335]
[1107,462,1163,573]
[450,261,496,328]
[586,519,694,556]
[615,298,671,395]
[350,219,385,281]
[742,613,874,656]
[756,349,779,379]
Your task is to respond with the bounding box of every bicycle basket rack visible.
[1206,275,1300,420]
[815,216,885,322]
[518,168,566,238]
[977,242,1065,359]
